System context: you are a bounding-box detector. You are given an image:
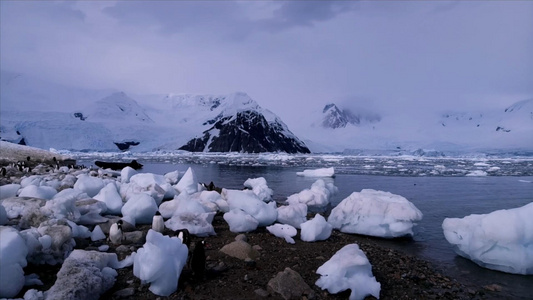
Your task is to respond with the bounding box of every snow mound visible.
[328,189,423,238]
[297,167,335,177]
[442,202,533,275]
[133,229,188,296]
[316,244,380,300]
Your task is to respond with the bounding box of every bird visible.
[191,240,206,280]
[109,220,124,245]
[152,211,165,233]
[176,228,191,249]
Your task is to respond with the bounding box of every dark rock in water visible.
[94,160,143,170]
[179,110,310,153]
[114,141,140,151]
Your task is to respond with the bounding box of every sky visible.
[1,0,532,126]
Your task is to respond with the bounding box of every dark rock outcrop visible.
[180,110,310,154]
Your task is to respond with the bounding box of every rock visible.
[255,288,270,297]
[113,287,135,298]
[220,240,260,261]
[484,284,502,292]
[235,234,248,242]
[267,267,315,300]
[123,231,145,245]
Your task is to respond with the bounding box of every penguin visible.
[191,240,206,280]
[176,228,191,249]
[109,220,124,245]
[0,167,6,177]
[152,211,165,233]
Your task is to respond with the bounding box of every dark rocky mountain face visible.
[179,110,310,153]
[321,103,380,129]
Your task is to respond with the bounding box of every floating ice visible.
[442,202,533,275]
[46,249,134,300]
[0,184,20,200]
[328,189,423,238]
[300,214,332,242]
[93,182,123,215]
[266,223,297,244]
[466,170,488,176]
[277,203,308,229]
[316,244,380,300]
[243,177,273,202]
[74,174,105,197]
[133,229,188,296]
[121,193,158,225]
[0,226,28,298]
[223,209,260,233]
[297,167,335,177]
[286,179,338,210]
[18,185,57,200]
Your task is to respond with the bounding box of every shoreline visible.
[0,162,521,299]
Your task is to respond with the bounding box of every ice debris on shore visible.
[133,229,188,296]
[442,202,533,275]
[286,179,338,210]
[316,243,381,300]
[328,189,423,238]
[0,226,28,298]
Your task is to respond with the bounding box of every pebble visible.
[113,287,135,298]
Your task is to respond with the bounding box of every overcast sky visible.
[1,1,532,124]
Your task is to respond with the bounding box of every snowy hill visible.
[295,100,533,154]
[1,69,531,154]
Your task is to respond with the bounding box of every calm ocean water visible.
[136,161,533,298]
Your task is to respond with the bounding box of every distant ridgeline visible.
[179,110,310,153]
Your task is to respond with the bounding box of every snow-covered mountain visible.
[296,99,533,153]
[1,69,531,154]
[318,103,381,129]
[0,72,309,153]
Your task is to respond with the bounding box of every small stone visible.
[267,267,315,300]
[254,288,269,297]
[113,287,135,298]
[235,234,248,242]
[252,245,262,251]
[115,245,129,253]
[483,284,502,292]
[315,256,325,260]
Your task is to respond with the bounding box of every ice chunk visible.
[91,225,106,241]
[120,166,137,183]
[74,174,105,197]
[129,173,170,205]
[328,189,423,238]
[243,177,273,202]
[297,167,335,177]
[266,223,297,244]
[223,189,277,227]
[277,203,308,229]
[46,250,134,300]
[316,244,380,300]
[0,184,20,200]
[164,212,216,237]
[18,185,57,200]
[286,179,338,210]
[133,230,188,296]
[0,226,28,298]
[175,167,198,194]
[164,170,180,185]
[121,193,158,225]
[442,202,533,275]
[223,209,260,233]
[300,214,332,242]
[93,182,123,215]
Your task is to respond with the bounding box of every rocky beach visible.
[0,144,514,299]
